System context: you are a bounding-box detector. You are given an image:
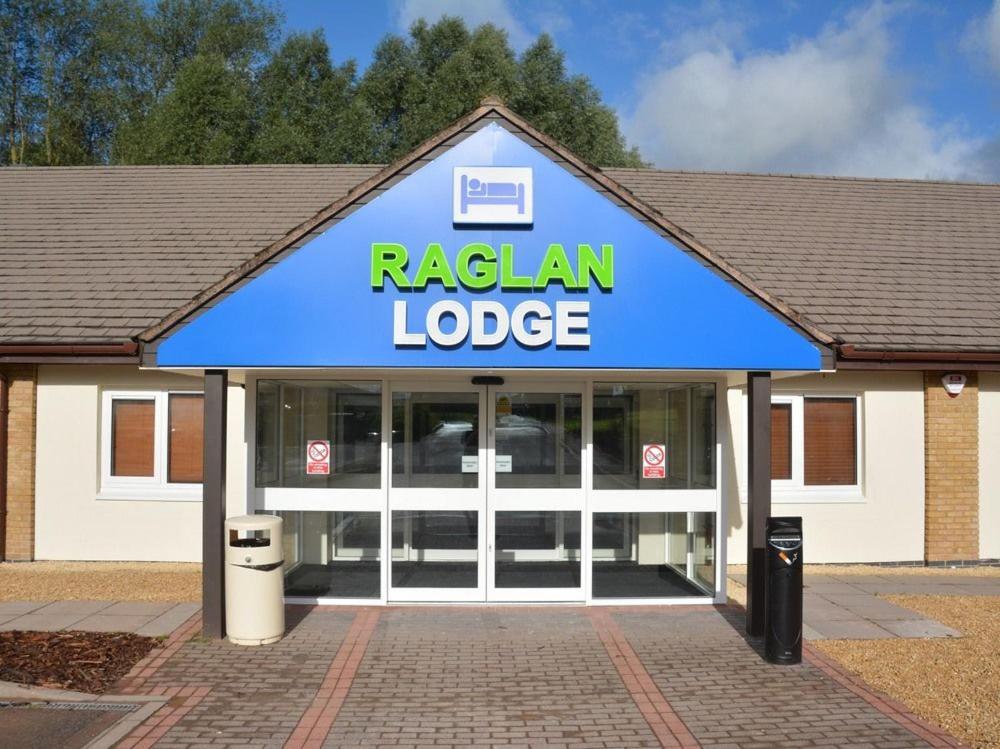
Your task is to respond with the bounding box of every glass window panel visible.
[593,383,716,490]
[392,392,479,488]
[592,512,715,598]
[255,381,381,489]
[771,403,792,481]
[494,511,581,589]
[168,394,203,483]
[111,399,155,477]
[494,393,581,488]
[272,510,381,599]
[804,397,857,485]
[391,510,478,588]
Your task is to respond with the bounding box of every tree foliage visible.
[1,2,644,167]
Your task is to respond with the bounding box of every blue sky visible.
[282,0,1000,181]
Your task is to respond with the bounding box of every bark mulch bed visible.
[0,630,158,694]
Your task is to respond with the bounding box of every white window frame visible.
[98,389,203,501]
[748,393,863,504]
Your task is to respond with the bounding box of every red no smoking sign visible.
[306,439,331,475]
[642,443,666,479]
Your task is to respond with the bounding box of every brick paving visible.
[615,606,949,748]
[101,604,966,749]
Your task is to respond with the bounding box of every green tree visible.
[141,0,278,97]
[511,34,642,167]
[253,31,375,163]
[117,53,254,164]
[360,17,643,167]
[2,6,644,168]
[111,0,278,163]
[1,0,145,165]
[355,34,422,161]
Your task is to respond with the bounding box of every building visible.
[1,101,997,636]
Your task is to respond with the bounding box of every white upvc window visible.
[754,393,863,503]
[99,390,204,501]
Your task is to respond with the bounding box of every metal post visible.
[746,371,771,637]
[202,370,228,639]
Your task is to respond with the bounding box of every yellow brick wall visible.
[924,371,980,561]
[2,365,37,561]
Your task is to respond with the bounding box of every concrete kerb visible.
[0,607,203,749]
[0,681,168,749]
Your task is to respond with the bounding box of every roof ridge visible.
[8,163,1000,189]
[604,166,1000,189]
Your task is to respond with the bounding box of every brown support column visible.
[746,371,771,637]
[202,369,228,639]
[0,371,8,561]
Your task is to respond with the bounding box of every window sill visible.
[97,485,202,502]
[739,486,865,505]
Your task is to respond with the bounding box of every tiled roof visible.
[2,163,999,352]
[605,169,1000,353]
[0,165,377,343]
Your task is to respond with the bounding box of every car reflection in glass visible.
[414,414,579,475]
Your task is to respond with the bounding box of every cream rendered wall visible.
[979,372,1000,559]
[34,365,247,562]
[725,371,925,564]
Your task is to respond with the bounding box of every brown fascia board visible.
[138,100,836,350]
[837,344,1000,370]
[0,342,139,363]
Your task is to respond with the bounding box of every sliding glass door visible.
[487,384,586,602]
[388,383,487,601]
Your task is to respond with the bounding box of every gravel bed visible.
[810,564,1000,577]
[728,563,1000,577]
[0,562,200,602]
[815,595,1000,749]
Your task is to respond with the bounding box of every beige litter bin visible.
[224,515,285,646]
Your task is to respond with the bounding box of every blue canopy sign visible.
[157,123,821,371]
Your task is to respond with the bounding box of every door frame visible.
[386,380,487,602]
[486,379,588,602]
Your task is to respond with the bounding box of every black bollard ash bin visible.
[765,516,803,664]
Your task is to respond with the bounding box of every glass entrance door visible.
[388,383,486,602]
[487,384,586,601]
[386,380,586,603]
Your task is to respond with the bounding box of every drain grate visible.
[0,700,139,712]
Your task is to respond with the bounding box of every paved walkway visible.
[730,571,1000,640]
[102,604,963,749]
[0,601,199,636]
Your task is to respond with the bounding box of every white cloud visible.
[395,0,533,49]
[963,0,1000,76]
[625,3,987,180]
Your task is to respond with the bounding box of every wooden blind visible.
[168,394,204,483]
[770,403,792,480]
[112,400,154,477]
[804,398,856,485]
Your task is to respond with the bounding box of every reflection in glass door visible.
[488,387,586,602]
[388,387,486,601]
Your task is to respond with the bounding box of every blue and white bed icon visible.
[453,167,533,225]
